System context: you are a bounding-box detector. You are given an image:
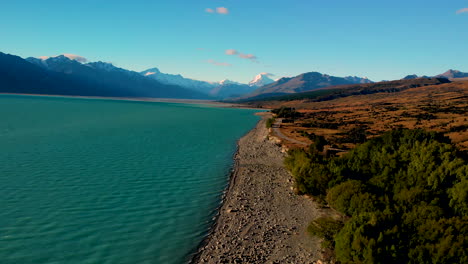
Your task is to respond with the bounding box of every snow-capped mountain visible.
[218,79,242,86]
[87,61,121,72]
[22,54,209,99]
[244,72,375,100]
[344,76,373,84]
[27,55,80,73]
[141,68,215,94]
[248,73,275,87]
[140,67,270,98]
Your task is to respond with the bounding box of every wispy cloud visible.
[239,53,257,60]
[207,59,232,67]
[260,72,275,77]
[63,54,88,63]
[225,49,258,62]
[206,7,229,15]
[456,8,468,14]
[225,49,238,55]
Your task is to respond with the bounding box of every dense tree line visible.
[285,129,468,263]
[271,106,302,119]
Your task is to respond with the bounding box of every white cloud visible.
[63,54,88,63]
[225,49,258,62]
[225,49,238,55]
[456,8,468,14]
[216,7,229,14]
[260,72,275,77]
[238,53,257,61]
[206,7,229,15]
[207,59,232,67]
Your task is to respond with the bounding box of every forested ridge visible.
[285,129,467,263]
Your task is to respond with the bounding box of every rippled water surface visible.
[0,95,260,264]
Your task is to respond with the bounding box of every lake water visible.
[0,95,260,264]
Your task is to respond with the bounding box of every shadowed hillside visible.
[0,52,208,99]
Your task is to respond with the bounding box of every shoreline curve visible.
[189,112,324,263]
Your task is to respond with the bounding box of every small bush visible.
[308,217,344,248]
[266,117,275,128]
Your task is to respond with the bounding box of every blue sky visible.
[1,0,467,83]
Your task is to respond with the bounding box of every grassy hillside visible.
[258,79,468,151]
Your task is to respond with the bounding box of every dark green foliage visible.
[301,120,339,129]
[284,149,331,196]
[301,132,328,152]
[311,135,328,152]
[415,112,436,120]
[448,124,468,132]
[327,180,380,216]
[285,128,468,263]
[266,117,275,128]
[334,211,407,264]
[336,126,368,144]
[308,217,344,248]
[409,217,468,264]
[271,106,302,119]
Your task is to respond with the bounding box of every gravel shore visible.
[191,113,324,264]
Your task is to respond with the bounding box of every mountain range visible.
[1,52,275,99]
[0,52,208,99]
[403,69,468,80]
[1,51,466,101]
[242,72,373,100]
[244,69,468,101]
[140,70,274,99]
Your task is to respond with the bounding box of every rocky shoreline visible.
[190,112,324,264]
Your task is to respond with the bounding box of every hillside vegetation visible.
[257,79,468,151]
[241,78,450,103]
[285,129,467,263]
[257,78,468,263]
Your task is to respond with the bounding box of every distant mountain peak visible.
[403,74,419,80]
[37,54,88,63]
[243,71,374,99]
[344,75,373,84]
[47,55,73,62]
[249,73,275,87]
[2,51,209,99]
[141,68,161,76]
[87,61,117,72]
[436,69,468,79]
[219,79,240,85]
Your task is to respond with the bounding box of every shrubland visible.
[285,129,468,263]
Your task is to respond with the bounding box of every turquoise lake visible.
[0,95,260,264]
